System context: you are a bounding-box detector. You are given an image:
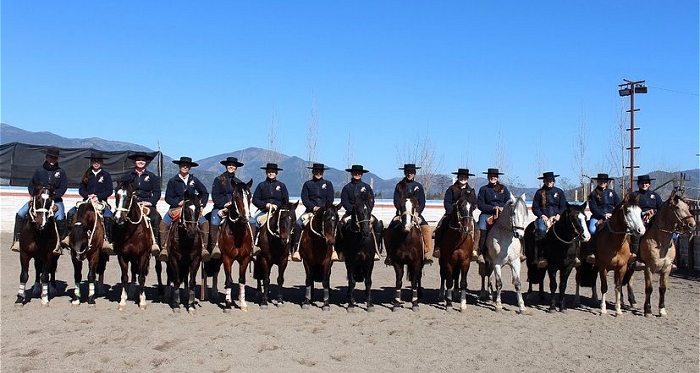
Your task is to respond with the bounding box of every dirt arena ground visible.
[1,231,698,372]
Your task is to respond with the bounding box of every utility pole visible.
[618,79,647,193]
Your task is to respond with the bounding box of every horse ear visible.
[292,200,300,208]
[246,179,253,189]
[519,193,526,201]
[580,201,587,211]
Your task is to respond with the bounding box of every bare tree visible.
[535,135,546,179]
[266,108,281,165]
[608,103,629,193]
[395,129,443,198]
[573,116,588,201]
[303,93,319,182]
[345,129,354,184]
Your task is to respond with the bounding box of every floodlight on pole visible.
[618,79,647,192]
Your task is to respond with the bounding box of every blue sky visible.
[2,1,698,188]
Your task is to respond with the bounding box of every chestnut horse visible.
[300,202,341,311]
[164,191,203,313]
[67,201,109,306]
[16,183,60,306]
[437,189,477,312]
[640,190,695,317]
[253,201,298,308]
[383,193,425,312]
[217,179,254,311]
[113,179,155,310]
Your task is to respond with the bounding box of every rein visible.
[116,194,146,225]
[551,218,579,245]
[448,206,473,234]
[309,210,325,238]
[266,207,291,238]
[71,200,103,255]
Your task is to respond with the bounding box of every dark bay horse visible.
[165,191,203,313]
[67,201,109,306]
[113,179,154,310]
[217,180,254,311]
[253,201,298,308]
[383,193,424,312]
[300,202,341,311]
[524,203,590,312]
[337,197,376,312]
[437,189,477,312]
[16,183,60,306]
[640,190,695,317]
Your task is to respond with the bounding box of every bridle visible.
[266,206,293,238]
[29,187,56,227]
[448,200,474,234]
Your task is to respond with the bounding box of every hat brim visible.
[261,167,283,171]
[452,172,475,176]
[173,160,199,167]
[220,161,244,166]
[127,154,154,161]
[308,167,330,170]
[538,174,560,179]
[483,172,504,175]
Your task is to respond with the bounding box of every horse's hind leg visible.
[276,262,287,306]
[322,267,331,311]
[365,269,374,312]
[239,260,250,311]
[643,267,653,317]
[118,257,129,311]
[459,269,468,311]
[347,268,357,311]
[187,266,198,314]
[547,270,558,312]
[493,264,504,312]
[72,256,83,305]
[511,262,526,313]
[392,264,404,312]
[658,271,669,317]
[16,254,31,305]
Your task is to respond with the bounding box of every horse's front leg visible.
[392,264,404,312]
[72,256,83,305]
[86,263,97,306]
[459,269,468,312]
[39,257,53,306]
[411,262,422,312]
[643,267,653,316]
[511,261,526,313]
[658,270,669,317]
[302,264,313,310]
[626,274,637,309]
[260,269,271,309]
[547,269,558,312]
[321,265,331,311]
[118,257,129,310]
[187,264,198,314]
[276,261,287,306]
[443,268,454,309]
[365,265,374,312]
[493,264,504,312]
[16,253,31,306]
[599,269,609,316]
[222,258,234,310]
[614,269,626,316]
[238,258,250,311]
[346,265,357,311]
[559,266,574,312]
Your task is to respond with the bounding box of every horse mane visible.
[396,178,408,197]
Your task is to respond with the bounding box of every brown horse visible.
[640,190,696,317]
[67,201,109,306]
[16,183,60,306]
[383,193,425,312]
[113,179,154,310]
[588,195,646,316]
[299,202,341,311]
[437,189,477,311]
[164,191,203,313]
[253,201,298,308]
[217,180,254,311]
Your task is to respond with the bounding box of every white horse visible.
[485,193,529,313]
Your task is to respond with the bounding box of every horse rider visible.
[584,173,620,264]
[338,164,383,262]
[476,168,510,264]
[532,171,569,268]
[388,163,433,264]
[120,152,162,256]
[63,151,115,255]
[433,167,475,260]
[250,163,290,257]
[210,156,245,260]
[628,174,663,270]
[291,162,336,262]
[160,156,209,262]
[10,147,68,255]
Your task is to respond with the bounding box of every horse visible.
[640,190,696,317]
[113,179,155,310]
[299,202,341,311]
[484,193,529,313]
[15,183,60,306]
[383,192,425,312]
[253,201,298,308]
[67,201,110,306]
[584,194,646,316]
[164,191,203,313]
[523,203,590,312]
[216,180,254,311]
[437,189,477,312]
[337,197,376,312]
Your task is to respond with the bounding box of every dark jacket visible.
[532,186,567,218]
[340,179,375,213]
[252,178,289,212]
[29,162,68,202]
[444,183,473,215]
[477,182,510,215]
[165,174,209,208]
[211,172,243,209]
[588,187,620,219]
[301,177,334,213]
[79,169,113,202]
[631,189,663,213]
[121,170,161,206]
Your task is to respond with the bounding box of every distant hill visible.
[2,122,697,200]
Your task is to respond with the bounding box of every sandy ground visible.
[1,231,698,373]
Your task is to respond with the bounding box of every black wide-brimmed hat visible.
[85,151,109,160]
[538,171,560,180]
[307,163,330,171]
[172,156,199,167]
[220,156,244,167]
[260,163,283,171]
[592,173,614,181]
[452,168,475,176]
[127,152,155,161]
[483,168,504,175]
[399,163,421,172]
[45,147,61,158]
[636,175,655,183]
[345,164,369,173]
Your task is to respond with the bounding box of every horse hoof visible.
[644,312,653,318]
[41,301,49,307]
[347,306,356,313]
[547,307,556,313]
[301,303,310,310]
[367,305,375,312]
[459,306,467,313]
[139,304,148,310]
[14,296,25,307]
[172,308,181,314]
[411,305,419,312]
[275,302,284,308]
[71,300,81,306]
[188,309,196,315]
[495,307,502,313]
[322,305,330,311]
[118,304,126,311]
[260,304,269,310]
[659,309,668,317]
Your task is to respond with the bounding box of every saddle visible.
[486,209,500,228]
[300,212,314,226]
[168,207,182,221]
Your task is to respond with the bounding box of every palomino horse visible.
[640,190,695,317]
[523,203,590,312]
[299,202,341,311]
[113,179,155,310]
[337,197,375,312]
[164,191,203,313]
[437,189,477,312]
[217,180,254,311]
[253,201,298,308]
[589,195,646,316]
[16,183,60,306]
[485,193,528,313]
[383,193,424,312]
[67,201,109,306]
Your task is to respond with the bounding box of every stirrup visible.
[201,248,211,262]
[292,251,302,262]
[330,250,339,262]
[211,245,221,260]
[432,249,441,259]
[10,241,20,252]
[53,246,63,256]
[374,252,380,261]
[477,254,485,264]
[158,249,169,262]
[423,253,433,264]
[585,254,596,264]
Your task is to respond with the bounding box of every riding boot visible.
[10,214,23,252]
[55,219,69,255]
[61,212,73,247]
[200,222,211,262]
[585,237,597,264]
[249,223,261,257]
[152,226,161,255]
[421,225,433,264]
[432,220,443,259]
[630,235,645,270]
[534,230,548,268]
[102,217,116,255]
[210,224,221,260]
[159,225,170,261]
[477,230,487,264]
[292,227,301,262]
[150,213,162,255]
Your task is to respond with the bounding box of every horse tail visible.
[621,262,635,286]
[353,265,366,283]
